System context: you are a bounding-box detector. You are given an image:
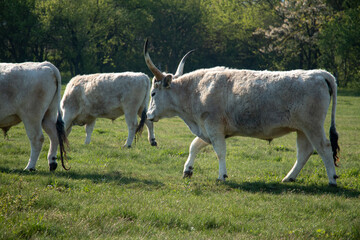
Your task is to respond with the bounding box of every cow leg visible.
[283,131,313,183]
[84,119,96,144]
[205,121,227,180]
[42,113,59,171]
[23,120,44,171]
[304,128,338,186]
[211,137,227,181]
[183,137,209,178]
[124,112,137,148]
[145,119,157,146]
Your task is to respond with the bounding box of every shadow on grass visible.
[224,180,360,198]
[0,167,164,188]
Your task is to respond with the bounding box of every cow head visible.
[144,39,193,121]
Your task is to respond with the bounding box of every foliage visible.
[257,0,330,70]
[319,5,360,87]
[0,0,359,88]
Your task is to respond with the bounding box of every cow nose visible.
[146,113,154,121]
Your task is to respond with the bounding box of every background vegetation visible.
[0,90,359,239]
[1,0,360,88]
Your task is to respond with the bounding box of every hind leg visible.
[84,119,96,144]
[42,112,59,171]
[124,111,137,148]
[283,131,313,182]
[23,119,44,171]
[304,128,338,186]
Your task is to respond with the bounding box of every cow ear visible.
[163,75,173,88]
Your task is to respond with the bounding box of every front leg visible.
[84,119,96,144]
[211,136,227,181]
[204,120,227,181]
[183,137,209,178]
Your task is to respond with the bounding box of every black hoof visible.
[183,170,193,178]
[49,162,58,171]
[28,168,36,172]
[334,175,339,179]
[289,178,295,182]
[151,140,157,146]
[223,174,228,179]
[329,183,337,187]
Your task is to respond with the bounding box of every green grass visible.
[1,91,360,239]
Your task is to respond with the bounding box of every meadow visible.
[0,90,359,239]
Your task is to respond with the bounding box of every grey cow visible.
[61,72,157,147]
[0,62,68,171]
[144,40,340,186]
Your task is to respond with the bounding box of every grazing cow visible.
[60,72,158,147]
[144,40,340,186]
[0,61,68,171]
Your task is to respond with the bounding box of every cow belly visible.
[230,126,295,140]
[258,126,296,140]
[99,108,124,120]
[0,115,22,128]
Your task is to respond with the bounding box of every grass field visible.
[1,90,359,239]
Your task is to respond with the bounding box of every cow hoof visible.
[329,183,337,187]
[151,140,158,146]
[217,175,228,182]
[49,162,58,171]
[282,177,295,182]
[183,170,193,178]
[334,175,339,179]
[24,168,36,172]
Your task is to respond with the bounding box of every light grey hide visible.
[0,61,67,171]
[60,72,157,147]
[144,42,340,186]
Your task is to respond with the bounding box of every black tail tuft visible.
[135,108,147,137]
[330,125,340,167]
[56,111,70,170]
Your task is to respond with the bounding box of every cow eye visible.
[151,92,156,97]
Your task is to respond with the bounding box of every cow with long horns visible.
[144,40,340,186]
[0,62,68,171]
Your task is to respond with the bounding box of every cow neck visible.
[169,80,202,137]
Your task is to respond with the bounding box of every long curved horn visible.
[174,49,195,77]
[144,39,164,81]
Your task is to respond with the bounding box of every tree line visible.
[1,0,359,88]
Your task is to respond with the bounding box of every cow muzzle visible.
[146,113,158,122]
[146,113,157,122]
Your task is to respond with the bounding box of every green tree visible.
[140,0,204,74]
[199,0,277,69]
[319,4,360,87]
[0,0,40,62]
[257,0,331,70]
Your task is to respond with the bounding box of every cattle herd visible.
[0,39,340,186]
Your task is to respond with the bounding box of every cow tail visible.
[324,72,340,167]
[135,108,146,137]
[135,74,151,141]
[56,111,70,170]
[47,61,70,170]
